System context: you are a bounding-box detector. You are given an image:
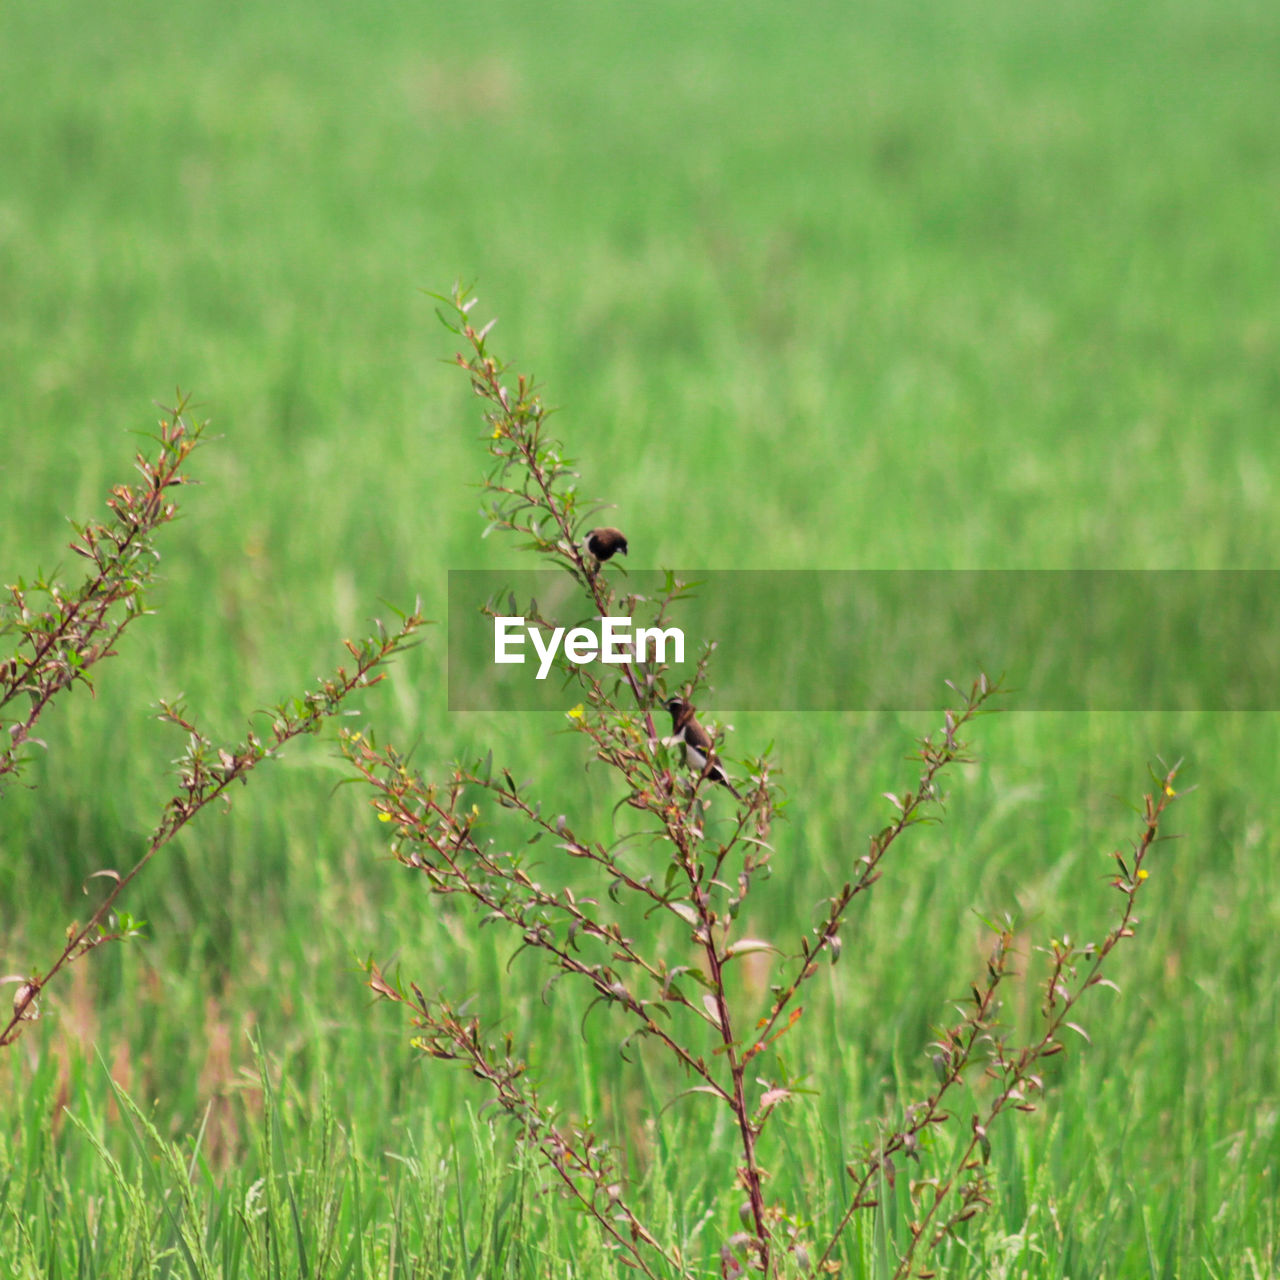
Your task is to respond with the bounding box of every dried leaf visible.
[724,938,780,959]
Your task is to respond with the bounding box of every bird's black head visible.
[585,526,628,561]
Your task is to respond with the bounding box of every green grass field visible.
[3,0,1279,1274]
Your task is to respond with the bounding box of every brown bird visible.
[584,526,628,565]
[664,695,742,799]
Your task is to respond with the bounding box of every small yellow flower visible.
[491,424,504,439]
[1164,783,1177,797]
[378,811,392,823]
[567,704,585,721]
[1137,868,1149,881]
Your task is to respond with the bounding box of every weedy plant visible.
[1,402,424,1050]
[346,287,1184,1278]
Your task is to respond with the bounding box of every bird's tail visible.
[710,765,743,800]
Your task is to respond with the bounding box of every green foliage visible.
[0,414,422,1049]
[0,1044,549,1280]
[342,294,1185,1276]
[1,404,202,792]
[3,0,1280,1275]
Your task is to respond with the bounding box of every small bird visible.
[584,526,628,566]
[664,695,742,799]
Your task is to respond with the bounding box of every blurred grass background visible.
[2,0,1279,1273]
